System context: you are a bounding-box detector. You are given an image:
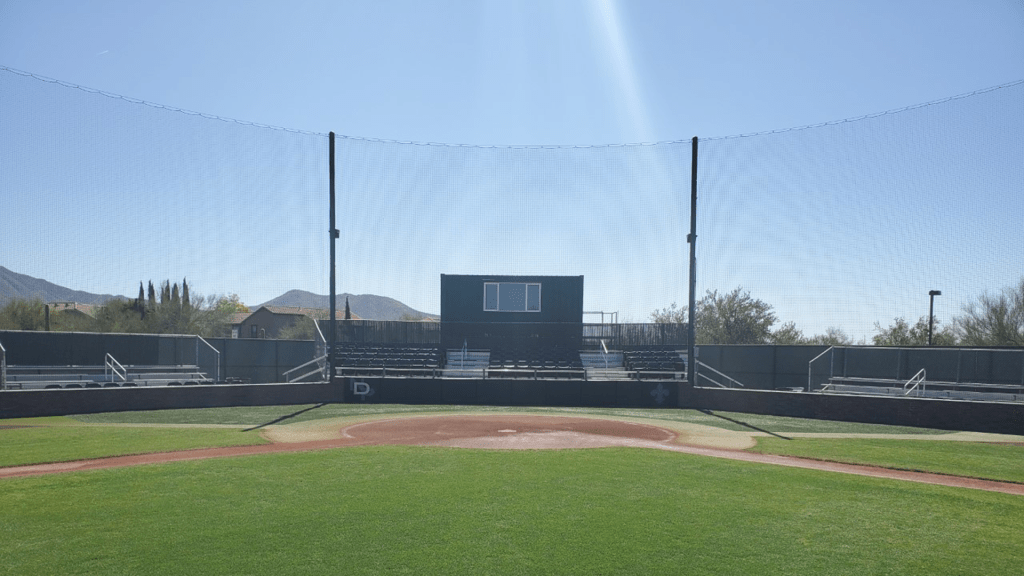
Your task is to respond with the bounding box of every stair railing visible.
[284,354,330,383]
[808,346,834,392]
[105,353,127,383]
[313,320,328,379]
[197,336,221,382]
[0,340,7,391]
[903,368,926,397]
[695,360,746,389]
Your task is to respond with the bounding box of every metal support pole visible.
[329,132,339,384]
[686,136,698,390]
[928,290,941,346]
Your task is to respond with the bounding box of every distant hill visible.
[256,290,438,321]
[0,266,123,306]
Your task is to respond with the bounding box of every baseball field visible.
[2,404,1023,575]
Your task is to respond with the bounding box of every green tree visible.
[182,278,191,312]
[695,287,778,344]
[872,316,956,346]
[770,321,805,345]
[651,287,795,345]
[805,326,856,346]
[278,315,319,340]
[650,302,687,324]
[0,298,48,330]
[954,278,1024,346]
[93,299,147,333]
[215,294,249,314]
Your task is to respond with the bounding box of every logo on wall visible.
[650,383,670,405]
[352,380,375,401]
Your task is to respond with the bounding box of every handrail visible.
[284,354,329,382]
[904,368,927,396]
[808,346,834,392]
[312,320,328,379]
[0,340,6,391]
[695,360,746,388]
[104,353,127,383]
[600,339,609,369]
[196,336,221,382]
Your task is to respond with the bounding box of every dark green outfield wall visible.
[682,386,1024,436]
[2,379,1021,435]
[0,330,316,383]
[0,382,344,419]
[342,377,678,408]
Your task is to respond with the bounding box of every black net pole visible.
[687,136,698,390]
[329,132,338,384]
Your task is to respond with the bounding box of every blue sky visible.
[1,0,1023,338]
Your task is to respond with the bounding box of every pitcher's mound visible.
[335,415,677,450]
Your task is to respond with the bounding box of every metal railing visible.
[0,340,6,391]
[104,353,127,383]
[904,368,927,397]
[196,336,221,382]
[311,320,329,380]
[807,346,834,392]
[695,360,746,389]
[284,354,330,383]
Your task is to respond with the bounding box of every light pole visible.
[928,290,941,346]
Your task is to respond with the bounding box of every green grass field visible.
[0,425,267,468]
[750,437,1024,484]
[2,405,1023,575]
[2,445,1022,575]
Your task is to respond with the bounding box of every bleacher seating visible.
[334,343,442,377]
[4,364,213,389]
[623,349,686,376]
[820,376,1024,403]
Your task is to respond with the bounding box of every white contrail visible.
[591,0,653,142]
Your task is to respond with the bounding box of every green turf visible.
[2,446,1022,575]
[750,437,1024,484]
[0,425,267,468]
[62,404,948,434]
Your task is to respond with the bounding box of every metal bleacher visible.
[811,346,1024,403]
[820,375,1024,403]
[4,363,213,390]
[334,343,443,378]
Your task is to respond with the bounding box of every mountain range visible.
[256,290,438,321]
[0,266,122,306]
[0,266,436,321]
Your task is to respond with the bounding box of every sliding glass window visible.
[484,282,541,312]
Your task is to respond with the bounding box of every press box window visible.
[484,282,541,312]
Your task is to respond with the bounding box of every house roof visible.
[47,301,98,317]
[241,306,359,322]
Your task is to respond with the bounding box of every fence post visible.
[686,136,698,389]
[328,131,338,384]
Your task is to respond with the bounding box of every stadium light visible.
[928,290,942,346]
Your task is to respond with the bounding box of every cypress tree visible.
[137,282,146,319]
[182,278,191,311]
[345,297,351,320]
[147,281,156,310]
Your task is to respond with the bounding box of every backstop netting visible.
[0,68,328,314]
[2,65,1023,344]
[698,82,1024,342]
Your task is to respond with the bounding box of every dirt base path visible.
[2,414,1022,495]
